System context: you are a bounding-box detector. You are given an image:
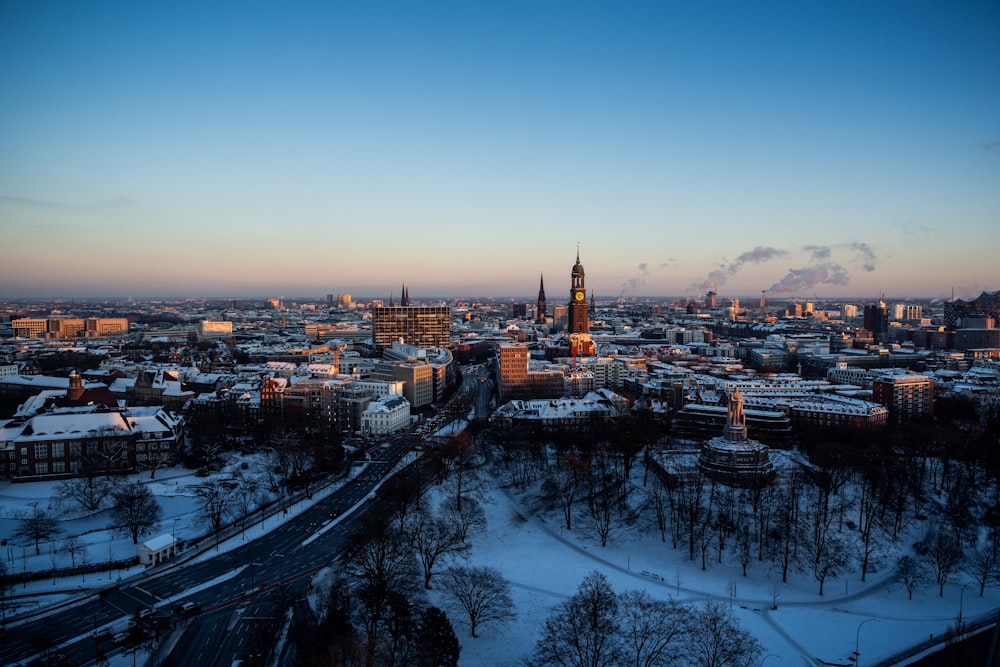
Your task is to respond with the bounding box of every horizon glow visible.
[1,2,998,302]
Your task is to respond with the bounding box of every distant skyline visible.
[2,2,998,301]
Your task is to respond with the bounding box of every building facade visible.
[872,373,934,423]
[371,306,451,349]
[11,317,129,339]
[361,394,411,435]
[1,406,183,479]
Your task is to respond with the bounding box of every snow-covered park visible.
[2,444,998,666]
[417,474,998,666]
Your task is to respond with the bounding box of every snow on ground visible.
[420,474,1000,667]
[4,451,1000,667]
[0,456,362,615]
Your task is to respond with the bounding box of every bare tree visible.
[533,570,621,667]
[257,448,288,496]
[196,479,236,546]
[15,508,62,555]
[812,536,850,596]
[440,565,516,638]
[83,427,130,477]
[542,454,587,531]
[54,476,115,514]
[61,535,86,567]
[110,482,162,544]
[647,485,668,543]
[231,471,260,537]
[441,495,486,543]
[928,531,964,597]
[410,509,469,590]
[499,445,539,492]
[440,432,484,514]
[684,600,762,667]
[964,542,997,597]
[382,469,425,534]
[674,464,711,563]
[618,589,688,667]
[589,483,616,548]
[736,525,753,577]
[770,480,804,584]
[342,516,420,667]
[898,555,927,600]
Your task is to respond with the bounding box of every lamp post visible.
[959,581,973,626]
[171,518,179,558]
[855,618,878,666]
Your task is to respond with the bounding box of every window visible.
[20,447,26,455]
[21,459,27,465]
[34,462,49,475]
[51,461,65,473]
[51,443,64,457]
[70,442,81,456]
[34,443,48,459]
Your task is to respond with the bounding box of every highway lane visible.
[1,437,414,667]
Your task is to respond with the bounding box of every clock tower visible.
[568,246,589,334]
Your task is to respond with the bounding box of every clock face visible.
[575,291,585,301]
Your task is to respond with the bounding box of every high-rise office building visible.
[863,302,889,343]
[372,305,450,349]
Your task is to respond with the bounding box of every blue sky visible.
[1,1,998,300]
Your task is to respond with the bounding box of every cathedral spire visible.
[536,271,547,325]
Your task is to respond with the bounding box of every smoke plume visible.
[620,263,649,297]
[690,245,787,292]
[766,263,850,294]
[848,242,877,272]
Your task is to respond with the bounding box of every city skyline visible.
[2,2,998,300]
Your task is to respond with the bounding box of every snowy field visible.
[2,453,999,666]
[419,478,999,667]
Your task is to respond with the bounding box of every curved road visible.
[1,437,414,667]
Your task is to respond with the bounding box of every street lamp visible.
[171,518,179,558]
[959,581,973,626]
[855,618,878,666]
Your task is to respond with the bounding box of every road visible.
[1,437,414,667]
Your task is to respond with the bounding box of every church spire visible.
[536,272,547,325]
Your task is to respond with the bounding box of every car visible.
[112,631,131,644]
[174,601,201,618]
[92,627,112,640]
[137,606,155,619]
